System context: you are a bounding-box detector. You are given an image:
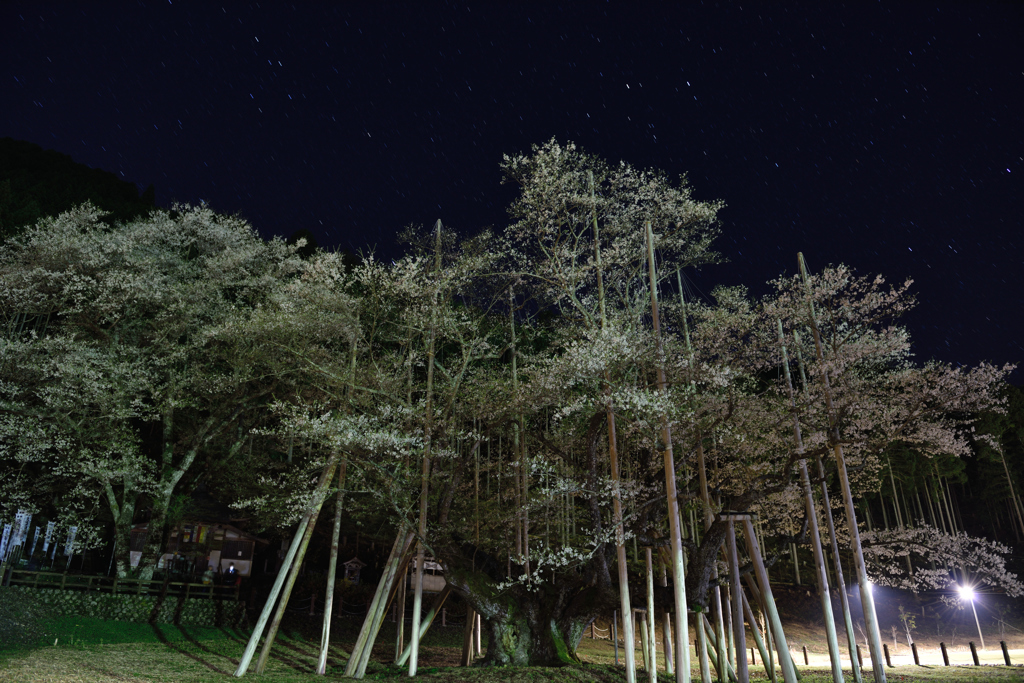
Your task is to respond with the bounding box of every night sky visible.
[3,2,1022,379]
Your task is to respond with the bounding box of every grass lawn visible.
[2,615,1022,683]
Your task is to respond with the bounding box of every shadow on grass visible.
[173,624,241,666]
[148,622,235,676]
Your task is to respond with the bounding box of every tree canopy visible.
[1,139,1019,667]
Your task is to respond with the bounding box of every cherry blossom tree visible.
[0,202,311,576]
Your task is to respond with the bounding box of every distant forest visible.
[0,137,156,241]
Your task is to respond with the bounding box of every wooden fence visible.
[2,568,240,601]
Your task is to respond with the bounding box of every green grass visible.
[2,607,1022,682]
[2,617,1022,683]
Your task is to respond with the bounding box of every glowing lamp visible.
[958,585,975,601]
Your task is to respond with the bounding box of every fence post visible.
[969,642,979,666]
[857,645,864,668]
[803,646,809,665]
[911,642,919,665]
[1000,641,1011,666]
[883,643,892,668]
[940,642,949,666]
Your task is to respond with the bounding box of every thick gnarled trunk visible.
[444,561,616,667]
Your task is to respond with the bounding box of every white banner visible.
[64,526,78,557]
[13,510,31,547]
[42,521,55,554]
[30,526,41,557]
[0,523,10,560]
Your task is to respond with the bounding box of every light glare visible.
[958,585,975,601]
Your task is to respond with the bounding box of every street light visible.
[958,584,985,650]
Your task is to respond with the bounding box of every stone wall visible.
[2,585,247,627]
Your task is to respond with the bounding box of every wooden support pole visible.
[740,518,798,683]
[741,590,775,683]
[798,253,886,683]
[646,548,659,682]
[701,613,738,683]
[640,610,652,674]
[397,586,453,667]
[678,278,716,683]
[235,456,338,677]
[394,563,407,662]
[778,319,845,683]
[660,559,674,676]
[593,171,636,683]
[461,606,476,666]
[256,484,330,673]
[345,530,416,679]
[317,457,348,675]
[725,521,748,683]
[409,220,443,678]
[645,221,690,683]
[695,610,712,683]
[814,454,863,683]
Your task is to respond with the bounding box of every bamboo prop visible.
[509,286,530,576]
[646,548,659,682]
[394,563,407,662]
[740,590,775,683]
[724,585,735,670]
[344,530,416,678]
[409,220,443,678]
[798,461,844,681]
[234,456,338,677]
[695,606,712,683]
[740,518,798,683]
[593,171,636,683]
[778,320,844,683]
[677,271,720,683]
[461,606,476,666]
[317,457,348,675]
[743,577,778,682]
[396,585,453,666]
[797,253,886,683]
[794,333,862,683]
[235,517,312,677]
[640,610,653,673]
[660,559,675,675]
[724,521,748,683]
[645,221,690,683]
[700,613,738,683]
[256,462,338,673]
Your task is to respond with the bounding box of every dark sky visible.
[3,2,1022,378]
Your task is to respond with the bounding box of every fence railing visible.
[2,568,240,601]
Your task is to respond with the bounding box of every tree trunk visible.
[444,563,616,667]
